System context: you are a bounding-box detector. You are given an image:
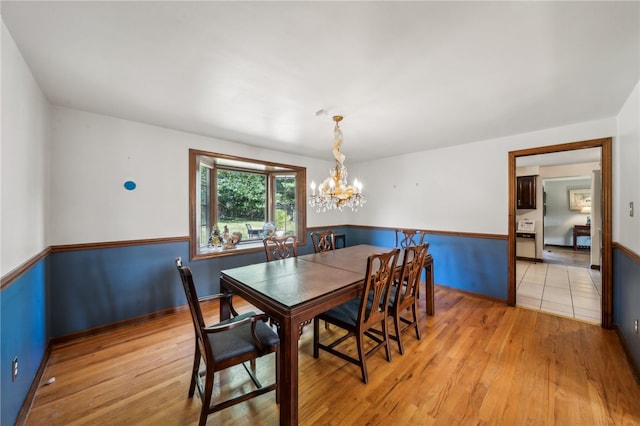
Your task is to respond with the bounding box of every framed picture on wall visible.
[569,188,591,211]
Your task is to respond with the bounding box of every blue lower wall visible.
[349,228,509,300]
[49,241,193,337]
[613,247,640,370]
[47,229,330,338]
[1,259,48,426]
[48,243,288,337]
[3,229,638,425]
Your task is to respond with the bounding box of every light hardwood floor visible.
[25,288,640,425]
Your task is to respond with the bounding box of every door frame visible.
[508,137,612,328]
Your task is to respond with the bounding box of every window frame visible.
[189,148,307,260]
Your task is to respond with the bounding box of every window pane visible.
[199,164,211,247]
[217,170,266,240]
[275,174,296,236]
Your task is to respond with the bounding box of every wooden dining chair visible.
[313,248,400,383]
[388,243,429,355]
[310,230,336,253]
[263,235,298,261]
[394,228,426,248]
[175,258,280,426]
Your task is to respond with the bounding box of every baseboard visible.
[516,256,542,263]
[15,344,52,426]
[50,304,190,346]
[436,284,507,305]
[613,323,640,385]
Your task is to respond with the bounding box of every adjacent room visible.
[515,151,603,323]
[2,2,639,425]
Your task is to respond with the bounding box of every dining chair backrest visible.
[395,228,426,248]
[263,235,298,261]
[176,257,208,349]
[395,243,429,307]
[360,248,401,327]
[310,230,336,253]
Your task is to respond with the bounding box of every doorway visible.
[508,138,612,328]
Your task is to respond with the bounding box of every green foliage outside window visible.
[217,170,266,221]
[275,175,296,234]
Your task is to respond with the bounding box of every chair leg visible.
[382,318,392,363]
[199,369,215,426]
[412,303,421,340]
[393,311,405,355]
[356,333,368,384]
[189,343,200,397]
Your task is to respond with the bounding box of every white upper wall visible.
[350,118,616,235]
[542,177,592,247]
[3,9,639,271]
[615,81,640,253]
[48,106,339,245]
[47,105,624,246]
[1,22,50,275]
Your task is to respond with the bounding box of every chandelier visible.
[308,115,366,212]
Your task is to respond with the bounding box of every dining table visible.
[219,244,434,425]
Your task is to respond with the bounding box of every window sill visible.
[191,235,306,261]
[192,241,265,261]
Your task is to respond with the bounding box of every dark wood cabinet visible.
[517,175,537,210]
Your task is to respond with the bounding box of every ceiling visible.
[2,1,638,163]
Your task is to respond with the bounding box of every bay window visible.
[189,149,307,260]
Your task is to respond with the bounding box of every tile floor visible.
[516,259,602,324]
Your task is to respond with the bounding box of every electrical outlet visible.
[12,357,18,381]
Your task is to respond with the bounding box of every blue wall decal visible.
[124,181,136,191]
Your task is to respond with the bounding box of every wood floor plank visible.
[25,287,640,425]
